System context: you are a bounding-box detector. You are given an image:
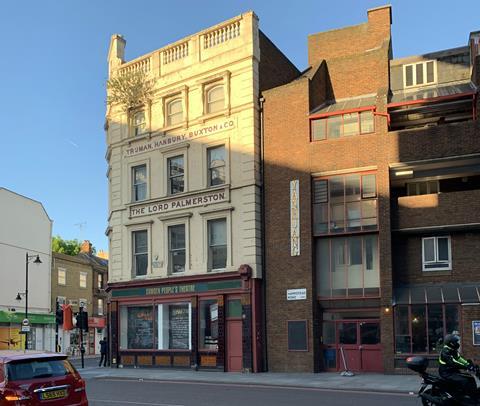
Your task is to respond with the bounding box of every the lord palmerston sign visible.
[124,119,236,158]
[129,188,228,218]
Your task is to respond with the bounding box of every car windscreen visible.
[6,359,73,381]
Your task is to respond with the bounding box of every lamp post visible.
[16,253,42,350]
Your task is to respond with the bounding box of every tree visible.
[52,236,82,256]
[106,70,154,112]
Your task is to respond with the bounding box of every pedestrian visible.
[99,337,108,367]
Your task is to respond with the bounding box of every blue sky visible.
[0,0,477,252]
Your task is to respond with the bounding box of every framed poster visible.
[472,321,480,346]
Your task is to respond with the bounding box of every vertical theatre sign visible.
[290,180,300,256]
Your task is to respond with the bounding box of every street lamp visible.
[15,253,42,350]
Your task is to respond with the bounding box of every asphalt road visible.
[85,378,420,406]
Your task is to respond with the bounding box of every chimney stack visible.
[80,240,92,255]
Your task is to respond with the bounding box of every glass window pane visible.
[428,304,444,353]
[207,86,224,113]
[362,174,376,198]
[445,305,459,334]
[418,182,428,195]
[407,183,417,196]
[437,237,449,261]
[313,180,328,203]
[360,322,380,345]
[134,230,147,252]
[329,177,344,203]
[311,119,326,140]
[200,300,219,350]
[227,299,242,318]
[208,146,226,186]
[343,113,359,136]
[327,115,343,139]
[169,225,185,274]
[322,322,336,345]
[345,175,361,201]
[426,61,435,83]
[395,305,411,354]
[331,238,346,296]
[411,305,427,353]
[346,202,361,231]
[361,200,377,230]
[331,204,345,232]
[168,156,184,177]
[360,110,374,133]
[416,63,424,85]
[348,237,362,292]
[124,306,154,349]
[316,239,331,297]
[208,219,227,270]
[339,323,357,345]
[428,181,439,194]
[157,303,191,350]
[405,65,413,87]
[423,238,435,262]
[313,203,328,235]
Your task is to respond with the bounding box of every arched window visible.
[167,98,183,126]
[206,85,224,114]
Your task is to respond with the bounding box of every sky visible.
[0,0,478,253]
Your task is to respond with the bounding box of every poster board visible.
[472,321,480,346]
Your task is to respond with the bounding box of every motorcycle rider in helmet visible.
[439,334,477,397]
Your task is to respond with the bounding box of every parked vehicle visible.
[0,351,88,405]
[407,356,480,405]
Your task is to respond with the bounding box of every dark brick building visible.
[262,5,480,372]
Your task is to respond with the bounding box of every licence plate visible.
[40,389,67,400]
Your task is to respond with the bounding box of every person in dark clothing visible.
[438,334,477,397]
[99,338,108,367]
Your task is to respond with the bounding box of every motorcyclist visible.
[438,334,477,397]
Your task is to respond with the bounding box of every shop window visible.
[132,165,147,202]
[133,111,146,136]
[310,110,375,141]
[167,155,184,195]
[58,268,66,285]
[168,224,186,274]
[422,236,451,271]
[313,173,377,235]
[207,145,226,186]
[157,303,191,350]
[167,98,183,126]
[287,320,308,351]
[207,218,227,271]
[79,272,87,288]
[407,181,439,196]
[199,300,219,350]
[206,85,224,114]
[120,306,154,349]
[132,230,148,277]
[394,304,459,354]
[316,234,379,298]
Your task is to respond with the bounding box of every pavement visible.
[73,357,422,394]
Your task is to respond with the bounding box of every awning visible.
[389,81,476,105]
[393,283,480,305]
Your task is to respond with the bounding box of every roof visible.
[393,283,480,305]
[0,351,67,363]
[77,252,108,269]
[310,94,377,115]
[389,81,476,105]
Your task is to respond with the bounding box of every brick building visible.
[105,12,298,371]
[263,5,480,372]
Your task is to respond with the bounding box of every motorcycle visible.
[406,356,480,405]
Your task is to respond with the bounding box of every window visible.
[311,110,375,141]
[206,85,224,114]
[167,155,184,195]
[207,145,226,186]
[97,299,104,316]
[167,98,183,126]
[7,359,74,381]
[79,272,87,288]
[132,230,148,277]
[395,304,459,354]
[133,111,146,136]
[407,181,439,196]
[97,273,103,290]
[422,236,451,271]
[58,268,66,285]
[132,165,147,202]
[199,300,219,350]
[120,306,154,349]
[168,224,186,274]
[157,303,192,350]
[403,61,436,88]
[208,218,227,270]
[313,173,377,235]
[316,234,379,298]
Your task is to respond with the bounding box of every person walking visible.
[99,338,108,367]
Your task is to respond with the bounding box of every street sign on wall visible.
[287,288,307,301]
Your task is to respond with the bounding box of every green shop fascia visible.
[0,311,55,325]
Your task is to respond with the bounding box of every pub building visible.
[105,12,299,371]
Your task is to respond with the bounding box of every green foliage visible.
[106,70,154,111]
[52,236,82,256]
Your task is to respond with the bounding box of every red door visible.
[226,320,242,372]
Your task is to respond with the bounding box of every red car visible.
[0,351,88,405]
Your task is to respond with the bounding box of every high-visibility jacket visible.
[439,344,470,376]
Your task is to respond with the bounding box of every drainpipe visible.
[259,96,268,371]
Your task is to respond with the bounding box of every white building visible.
[0,188,54,351]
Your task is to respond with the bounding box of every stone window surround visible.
[161,215,191,276]
[202,137,230,189]
[162,146,189,197]
[126,157,151,204]
[126,221,153,279]
[200,208,233,272]
[199,70,231,120]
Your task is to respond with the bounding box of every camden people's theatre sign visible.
[124,119,236,158]
[129,189,228,218]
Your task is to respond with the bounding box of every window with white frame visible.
[167,98,183,126]
[206,85,225,114]
[207,145,226,186]
[207,218,227,270]
[168,224,186,274]
[133,111,146,136]
[404,61,436,88]
[422,236,451,271]
[97,298,104,316]
[58,268,66,285]
[133,230,148,277]
[167,155,184,194]
[97,273,103,289]
[79,272,87,288]
[132,164,147,202]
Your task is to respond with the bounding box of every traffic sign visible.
[21,325,31,333]
[22,318,30,326]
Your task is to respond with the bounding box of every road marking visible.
[97,378,415,397]
[90,399,184,406]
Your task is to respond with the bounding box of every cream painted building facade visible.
[105,12,298,372]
